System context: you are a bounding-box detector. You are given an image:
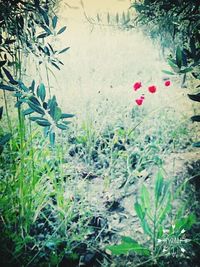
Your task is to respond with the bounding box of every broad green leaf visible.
[52,16,58,29]
[23,108,34,116]
[141,220,152,236]
[175,214,196,233]
[28,101,45,115]
[106,238,150,256]
[121,236,136,243]
[36,119,51,127]
[176,46,182,68]
[54,106,62,121]
[134,202,145,221]
[56,123,68,130]
[168,59,180,73]
[37,83,46,102]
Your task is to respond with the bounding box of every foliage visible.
[0,106,11,154]
[0,0,72,143]
[106,171,196,264]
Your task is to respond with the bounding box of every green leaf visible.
[23,108,34,116]
[56,123,68,130]
[60,113,75,119]
[58,47,70,54]
[141,185,150,211]
[157,226,163,238]
[19,81,28,92]
[141,220,152,236]
[158,194,171,224]
[36,119,51,127]
[29,96,41,106]
[134,202,145,221]
[27,101,45,115]
[106,237,150,256]
[168,58,180,73]
[2,67,18,85]
[0,106,3,120]
[41,10,49,26]
[41,25,52,35]
[29,116,44,121]
[57,26,66,35]
[29,80,35,92]
[155,171,164,206]
[51,62,60,70]
[52,16,58,29]
[180,67,193,74]
[188,93,200,102]
[0,133,11,146]
[193,142,200,147]
[191,115,200,122]
[37,32,50,39]
[48,96,57,118]
[54,106,62,121]
[0,84,15,91]
[162,70,175,75]
[174,214,196,233]
[37,83,46,102]
[176,46,182,69]
[49,131,55,145]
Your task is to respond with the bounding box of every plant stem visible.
[45,64,51,98]
[3,91,12,133]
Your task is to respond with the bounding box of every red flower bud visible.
[133,82,142,91]
[148,85,157,93]
[164,80,171,86]
[135,98,143,106]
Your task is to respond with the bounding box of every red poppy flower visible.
[148,85,157,93]
[164,80,171,87]
[135,98,143,106]
[133,82,142,91]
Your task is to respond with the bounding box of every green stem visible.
[3,91,12,133]
[45,64,51,98]
[153,204,157,253]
